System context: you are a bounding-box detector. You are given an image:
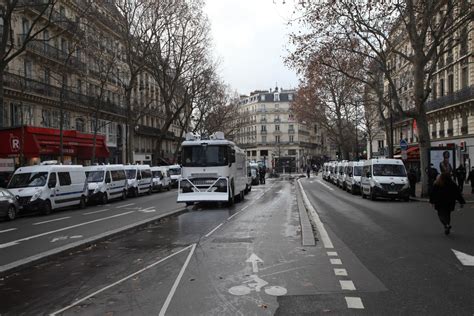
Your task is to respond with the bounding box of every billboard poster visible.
[429,147,455,175]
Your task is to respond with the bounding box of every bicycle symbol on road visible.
[228,253,287,297]
[228,274,287,296]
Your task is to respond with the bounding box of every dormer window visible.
[274,93,280,101]
[261,95,265,101]
[288,94,293,101]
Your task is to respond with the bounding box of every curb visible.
[0,207,188,277]
[410,197,474,204]
[295,182,316,246]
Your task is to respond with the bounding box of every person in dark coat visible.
[306,165,311,178]
[455,164,466,192]
[407,168,417,197]
[259,166,266,184]
[467,167,474,194]
[429,173,465,235]
[426,164,439,195]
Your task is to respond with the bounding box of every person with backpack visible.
[429,172,465,235]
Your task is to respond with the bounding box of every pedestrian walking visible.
[455,163,466,192]
[426,163,439,196]
[467,167,474,194]
[306,165,311,178]
[259,166,266,184]
[429,173,465,235]
[407,168,417,197]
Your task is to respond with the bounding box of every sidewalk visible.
[412,182,474,203]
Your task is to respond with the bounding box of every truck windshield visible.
[8,172,48,188]
[86,171,104,183]
[182,145,229,167]
[125,169,137,179]
[373,164,407,177]
[354,166,363,176]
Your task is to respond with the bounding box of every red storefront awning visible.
[0,126,109,159]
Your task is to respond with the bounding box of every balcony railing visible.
[3,72,126,116]
[19,35,86,71]
[425,85,474,112]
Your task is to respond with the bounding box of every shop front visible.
[0,126,109,166]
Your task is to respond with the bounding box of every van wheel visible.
[370,190,377,201]
[240,190,245,201]
[101,193,108,205]
[185,202,194,206]
[167,185,170,191]
[133,188,139,197]
[121,190,127,200]
[228,185,235,206]
[6,205,17,221]
[42,200,52,215]
[79,196,87,209]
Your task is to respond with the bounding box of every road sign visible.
[400,139,408,151]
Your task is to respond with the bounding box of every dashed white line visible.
[0,228,17,233]
[50,244,195,316]
[33,217,71,226]
[116,203,135,208]
[83,209,110,215]
[327,251,338,256]
[159,243,197,316]
[227,211,241,220]
[340,280,356,291]
[345,297,364,309]
[0,211,134,249]
[334,268,348,276]
[205,223,223,237]
[316,180,334,191]
[330,258,342,265]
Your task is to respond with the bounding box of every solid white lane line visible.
[227,211,241,221]
[159,243,197,316]
[50,244,194,316]
[330,258,342,265]
[33,217,71,226]
[116,203,135,209]
[83,209,110,215]
[334,268,348,276]
[0,228,17,233]
[327,251,338,256]
[340,280,356,291]
[0,211,134,249]
[205,223,223,238]
[240,205,250,211]
[345,297,364,309]
[298,181,334,249]
[316,180,334,191]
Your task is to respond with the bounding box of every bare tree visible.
[289,0,472,195]
[0,0,58,127]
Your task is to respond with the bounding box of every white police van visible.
[168,164,181,187]
[8,162,87,214]
[361,158,410,201]
[124,164,152,197]
[177,132,247,206]
[345,161,364,194]
[151,166,171,192]
[84,165,127,204]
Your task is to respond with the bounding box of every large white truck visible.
[177,132,247,206]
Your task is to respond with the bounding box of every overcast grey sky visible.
[204,0,300,95]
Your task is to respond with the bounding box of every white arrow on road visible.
[246,253,263,273]
[452,249,474,266]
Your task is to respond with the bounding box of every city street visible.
[1,176,473,315]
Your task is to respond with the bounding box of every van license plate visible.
[388,191,397,194]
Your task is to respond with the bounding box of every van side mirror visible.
[230,150,236,164]
[366,172,371,178]
[105,177,111,184]
[137,173,142,180]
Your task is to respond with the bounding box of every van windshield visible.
[86,171,104,183]
[8,172,48,188]
[373,164,407,177]
[169,168,181,175]
[125,169,137,179]
[182,145,229,167]
[153,171,163,178]
[354,166,363,176]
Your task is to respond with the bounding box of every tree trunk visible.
[92,111,99,164]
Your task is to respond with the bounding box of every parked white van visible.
[8,164,87,214]
[361,158,410,201]
[124,165,152,197]
[151,166,171,192]
[84,165,127,204]
[168,164,181,187]
[329,161,338,184]
[345,161,364,194]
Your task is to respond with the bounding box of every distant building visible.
[236,87,323,173]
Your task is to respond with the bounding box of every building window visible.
[275,125,280,131]
[288,94,293,101]
[289,135,294,143]
[448,74,454,95]
[275,135,280,143]
[41,109,52,127]
[261,125,266,132]
[44,68,50,85]
[75,118,85,132]
[24,60,32,79]
[378,140,384,150]
[274,93,280,101]
[261,135,266,143]
[439,78,445,97]
[461,66,468,88]
[260,95,265,101]
[288,149,296,155]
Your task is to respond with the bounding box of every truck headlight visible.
[31,190,42,202]
[373,180,382,188]
[402,183,410,190]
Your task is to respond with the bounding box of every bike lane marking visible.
[204,223,223,238]
[50,244,195,316]
[33,217,71,225]
[83,209,110,215]
[0,228,17,234]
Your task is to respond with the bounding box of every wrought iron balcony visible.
[425,85,473,112]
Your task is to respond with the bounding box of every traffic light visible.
[460,141,467,152]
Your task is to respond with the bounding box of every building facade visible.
[236,88,323,172]
[0,0,182,166]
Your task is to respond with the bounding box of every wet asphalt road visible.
[1,176,473,315]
